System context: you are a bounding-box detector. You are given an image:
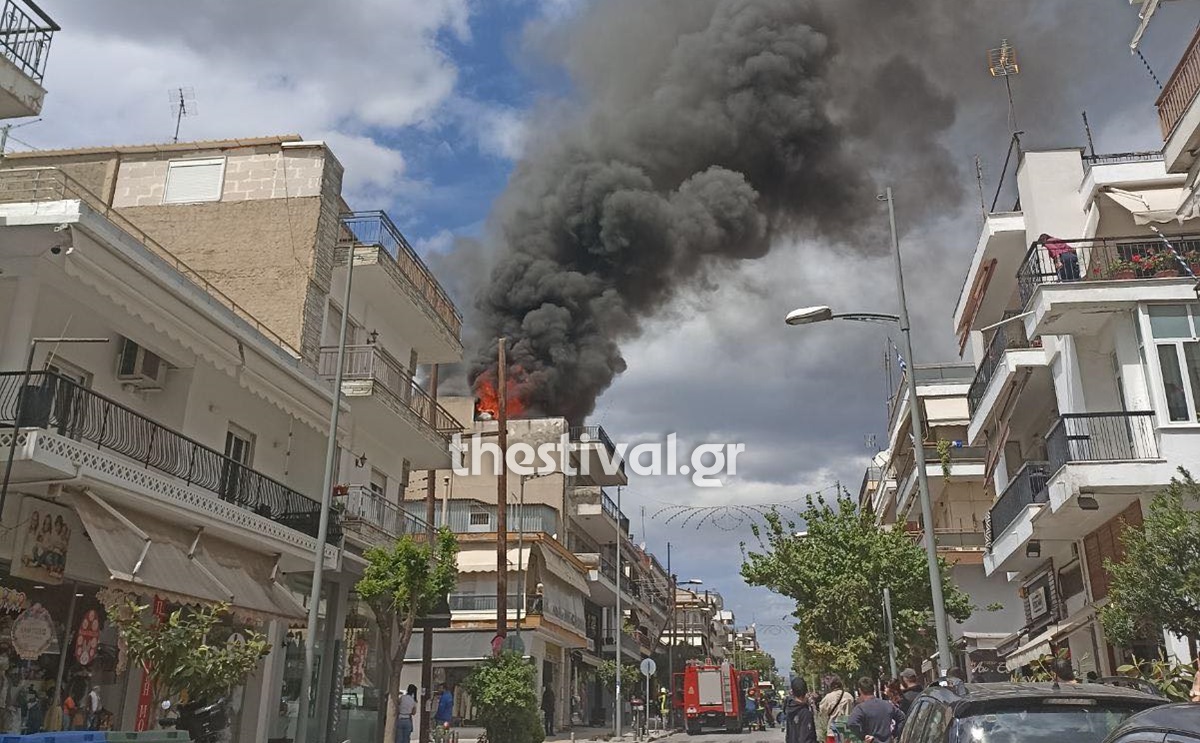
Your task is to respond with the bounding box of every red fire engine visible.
[674,660,760,735]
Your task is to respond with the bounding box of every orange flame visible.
[474,368,527,420]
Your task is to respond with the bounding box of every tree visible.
[464,651,545,743]
[741,493,972,678]
[356,529,458,743]
[1100,471,1200,653]
[596,659,640,699]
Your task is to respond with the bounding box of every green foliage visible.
[936,440,953,482]
[984,602,1005,613]
[464,651,545,743]
[1116,652,1199,702]
[596,660,640,698]
[110,600,269,704]
[738,650,777,677]
[1100,471,1200,647]
[742,492,972,678]
[1012,648,1069,682]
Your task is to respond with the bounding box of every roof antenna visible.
[1082,111,1096,158]
[988,39,1021,140]
[169,87,197,143]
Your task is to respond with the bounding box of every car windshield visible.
[951,705,1146,743]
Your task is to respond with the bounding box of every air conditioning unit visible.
[116,338,166,390]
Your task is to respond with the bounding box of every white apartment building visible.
[0,134,463,742]
[400,411,673,730]
[953,137,1200,675]
[862,363,1025,680]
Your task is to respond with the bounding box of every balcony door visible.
[220,424,256,506]
[46,357,92,439]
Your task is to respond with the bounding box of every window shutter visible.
[1084,531,1107,600]
[163,158,226,204]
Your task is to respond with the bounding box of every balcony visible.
[417,500,558,535]
[337,212,463,362]
[318,343,460,467]
[1046,411,1159,475]
[1159,25,1200,172]
[986,461,1050,550]
[1,371,338,544]
[569,484,630,534]
[966,322,1051,445]
[335,484,426,547]
[968,322,1033,416]
[569,425,627,486]
[601,630,644,659]
[0,0,56,118]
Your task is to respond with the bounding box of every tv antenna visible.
[987,39,1020,137]
[169,87,197,143]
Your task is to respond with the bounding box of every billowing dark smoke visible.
[465,0,1164,422]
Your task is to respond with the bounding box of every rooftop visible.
[3,134,311,158]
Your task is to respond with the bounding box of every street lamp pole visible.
[882,186,953,673]
[614,485,623,739]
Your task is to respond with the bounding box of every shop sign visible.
[134,596,169,731]
[11,603,55,659]
[1028,585,1049,620]
[967,649,1008,682]
[75,609,101,665]
[12,499,72,584]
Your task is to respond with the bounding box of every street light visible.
[782,187,954,676]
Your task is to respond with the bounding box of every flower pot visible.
[1109,269,1137,280]
[176,698,231,743]
[1191,263,1200,277]
[1154,269,1180,278]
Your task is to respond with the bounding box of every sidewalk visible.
[453,725,677,741]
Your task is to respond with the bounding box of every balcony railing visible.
[338,211,462,341]
[601,491,631,533]
[1157,25,1200,138]
[1046,412,1159,476]
[317,344,460,436]
[0,168,300,357]
[336,485,426,540]
[0,0,57,82]
[1016,235,1200,307]
[1081,151,1164,173]
[0,372,337,543]
[986,461,1050,549]
[570,424,627,479]
[968,321,1032,415]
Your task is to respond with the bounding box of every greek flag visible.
[892,340,907,373]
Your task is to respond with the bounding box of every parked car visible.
[898,682,1166,743]
[1102,702,1200,743]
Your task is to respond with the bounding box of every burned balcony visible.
[0,371,338,543]
[318,343,461,467]
[0,0,57,118]
[337,212,463,362]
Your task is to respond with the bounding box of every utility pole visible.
[419,365,439,743]
[883,587,898,679]
[614,486,623,739]
[667,543,675,730]
[495,339,509,648]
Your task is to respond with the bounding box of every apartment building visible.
[861,363,1024,679]
[666,587,729,661]
[952,132,1200,676]
[400,408,672,729]
[0,132,463,742]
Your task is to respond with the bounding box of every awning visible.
[537,545,590,594]
[1004,626,1056,671]
[1102,186,1187,225]
[73,492,305,622]
[456,547,530,573]
[401,630,513,662]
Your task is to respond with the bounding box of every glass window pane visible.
[1149,305,1191,338]
[1158,344,1189,422]
[1184,342,1200,423]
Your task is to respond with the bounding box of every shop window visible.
[1147,304,1200,422]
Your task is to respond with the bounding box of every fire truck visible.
[674,660,760,735]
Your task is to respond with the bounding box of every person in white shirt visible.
[397,684,418,743]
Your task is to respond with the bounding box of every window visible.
[1147,304,1200,423]
[163,158,226,204]
[468,512,491,526]
[1059,561,1085,599]
[369,468,387,498]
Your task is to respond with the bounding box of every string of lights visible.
[647,483,842,532]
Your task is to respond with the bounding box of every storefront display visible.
[12,500,72,585]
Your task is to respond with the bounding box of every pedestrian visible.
[784,677,817,743]
[846,677,905,743]
[1040,234,1081,281]
[817,676,853,743]
[542,685,555,736]
[396,685,418,743]
[1051,658,1078,685]
[435,683,454,728]
[659,687,670,727]
[1190,665,1200,703]
[897,668,923,716]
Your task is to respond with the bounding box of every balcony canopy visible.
[1101,185,1188,224]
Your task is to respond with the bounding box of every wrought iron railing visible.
[1081,151,1164,173]
[1046,412,1159,476]
[1016,235,1200,307]
[968,321,1032,415]
[0,0,57,82]
[599,554,617,583]
[448,593,522,612]
[569,424,626,479]
[338,211,462,340]
[335,484,426,539]
[0,371,337,543]
[986,461,1050,549]
[0,168,300,357]
[1158,25,1200,138]
[317,344,461,436]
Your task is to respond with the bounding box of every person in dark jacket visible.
[784,677,818,743]
[846,676,905,743]
[897,668,923,716]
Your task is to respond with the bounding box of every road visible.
[678,726,785,743]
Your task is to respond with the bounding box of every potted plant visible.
[1106,255,1140,280]
[109,600,269,743]
[1147,250,1180,278]
[332,483,350,497]
[1185,249,1200,277]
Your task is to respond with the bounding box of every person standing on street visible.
[784,677,818,743]
[846,677,905,743]
[1052,658,1078,685]
[897,669,923,716]
[435,683,454,728]
[542,685,556,736]
[396,685,418,743]
[817,676,853,743]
